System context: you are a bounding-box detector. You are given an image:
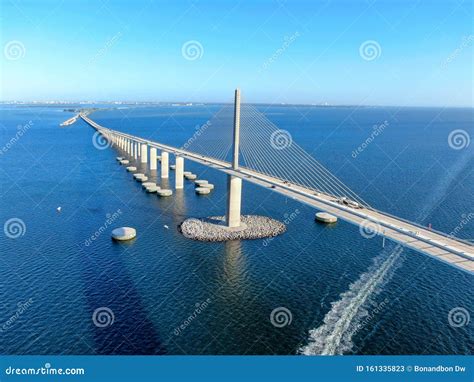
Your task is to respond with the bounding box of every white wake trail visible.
[299,245,403,355]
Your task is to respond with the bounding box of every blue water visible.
[0,104,472,355]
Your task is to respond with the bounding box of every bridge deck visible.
[81,115,474,274]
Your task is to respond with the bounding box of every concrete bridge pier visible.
[175,156,184,189]
[127,139,131,155]
[150,147,157,170]
[141,144,148,164]
[134,142,138,160]
[226,176,242,228]
[226,88,243,228]
[161,151,169,179]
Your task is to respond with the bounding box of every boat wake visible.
[299,244,403,355]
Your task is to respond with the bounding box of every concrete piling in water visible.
[141,144,148,164]
[175,156,184,189]
[134,142,138,159]
[150,147,157,170]
[161,152,169,178]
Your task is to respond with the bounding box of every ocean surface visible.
[0,104,472,355]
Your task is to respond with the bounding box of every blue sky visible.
[1,0,472,106]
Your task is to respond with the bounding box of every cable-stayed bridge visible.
[80,90,473,275]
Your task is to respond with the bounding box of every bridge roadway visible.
[81,114,474,274]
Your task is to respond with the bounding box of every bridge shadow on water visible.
[79,242,166,355]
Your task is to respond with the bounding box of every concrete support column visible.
[175,156,184,189]
[161,151,169,179]
[134,142,138,159]
[226,88,242,227]
[150,148,157,170]
[226,175,242,228]
[141,144,148,164]
[127,140,131,155]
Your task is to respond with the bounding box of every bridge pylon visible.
[226,88,243,228]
